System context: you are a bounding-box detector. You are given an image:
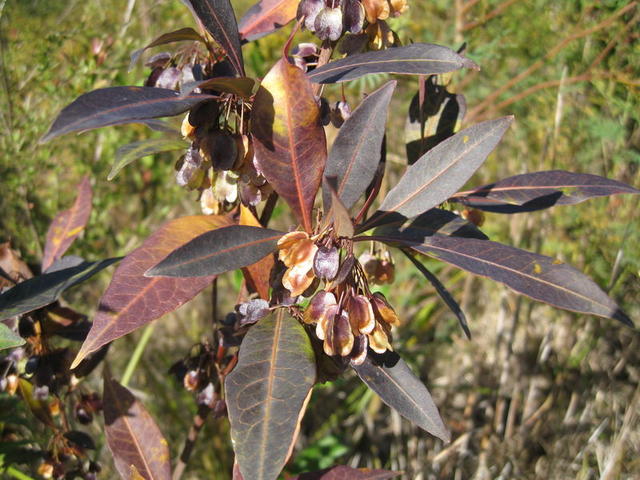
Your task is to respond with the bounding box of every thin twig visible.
[171,405,212,480]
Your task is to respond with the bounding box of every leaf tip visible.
[461,56,480,71]
[70,350,87,370]
[613,309,635,329]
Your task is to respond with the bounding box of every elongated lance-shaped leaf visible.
[146,225,284,278]
[129,27,205,70]
[375,233,634,327]
[183,0,245,76]
[108,138,187,181]
[252,58,327,232]
[403,250,471,339]
[42,176,92,271]
[0,258,120,322]
[40,87,216,143]
[451,170,640,213]
[308,43,478,84]
[371,208,488,241]
[70,215,231,369]
[291,466,401,480]
[0,323,24,351]
[225,309,316,480]
[238,0,298,41]
[323,81,396,212]
[353,352,450,442]
[364,117,514,230]
[103,377,171,480]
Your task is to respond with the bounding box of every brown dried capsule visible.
[324,309,354,357]
[346,294,375,334]
[370,292,400,326]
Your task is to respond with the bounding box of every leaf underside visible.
[42,176,93,271]
[226,310,316,480]
[251,58,327,232]
[0,323,25,351]
[307,43,478,84]
[238,0,298,41]
[71,215,232,369]
[103,377,171,480]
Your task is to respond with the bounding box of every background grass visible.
[1,0,639,478]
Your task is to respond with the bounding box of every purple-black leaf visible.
[183,0,245,76]
[41,87,215,143]
[323,81,395,211]
[145,225,284,278]
[378,234,634,327]
[364,117,513,230]
[129,27,204,70]
[307,43,478,84]
[452,170,640,213]
[353,351,450,442]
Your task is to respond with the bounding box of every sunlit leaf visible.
[452,170,640,213]
[103,377,171,480]
[0,258,120,322]
[353,352,450,442]
[238,0,298,41]
[129,27,205,69]
[226,309,316,480]
[108,138,187,181]
[146,225,284,278]
[70,215,231,369]
[308,43,478,84]
[180,76,256,98]
[405,77,466,165]
[183,0,245,76]
[42,176,92,271]
[239,205,274,300]
[323,81,395,211]
[252,58,327,232]
[41,87,216,143]
[291,466,401,480]
[376,233,634,327]
[0,323,24,351]
[322,180,355,238]
[364,117,513,230]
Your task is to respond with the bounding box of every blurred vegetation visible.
[1,0,638,479]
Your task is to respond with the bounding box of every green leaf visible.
[108,137,187,181]
[0,323,24,351]
[225,309,316,480]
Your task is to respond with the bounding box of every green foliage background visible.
[1,0,638,478]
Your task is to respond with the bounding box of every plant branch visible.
[461,0,521,32]
[171,405,212,480]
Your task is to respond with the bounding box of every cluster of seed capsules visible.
[297,0,409,47]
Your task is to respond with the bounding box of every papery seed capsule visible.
[343,0,365,33]
[370,291,400,326]
[368,321,391,353]
[330,100,352,128]
[347,294,375,334]
[298,0,324,31]
[200,131,237,171]
[375,259,395,284]
[155,67,181,90]
[389,0,409,16]
[349,334,369,365]
[324,309,353,356]
[363,0,389,23]
[183,370,200,392]
[235,298,270,326]
[315,7,344,41]
[313,246,340,280]
[200,188,218,215]
[304,290,337,324]
[197,382,215,408]
[316,304,338,341]
[283,263,315,297]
